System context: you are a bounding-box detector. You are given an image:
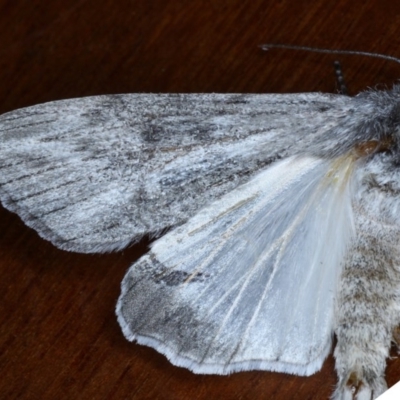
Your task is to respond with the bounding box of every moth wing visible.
[117,155,356,375]
[0,93,353,253]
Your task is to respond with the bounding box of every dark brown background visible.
[1,1,400,399]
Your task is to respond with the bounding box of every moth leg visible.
[332,226,400,400]
[332,370,386,400]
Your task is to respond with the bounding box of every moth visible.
[1,86,400,400]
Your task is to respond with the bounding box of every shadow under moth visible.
[1,62,400,400]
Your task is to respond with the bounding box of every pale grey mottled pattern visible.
[2,89,400,400]
[0,92,355,253]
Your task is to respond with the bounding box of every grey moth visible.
[1,89,400,400]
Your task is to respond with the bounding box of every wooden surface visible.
[1,1,400,399]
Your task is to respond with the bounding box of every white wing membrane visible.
[117,155,356,375]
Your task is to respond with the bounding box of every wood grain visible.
[1,0,400,399]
